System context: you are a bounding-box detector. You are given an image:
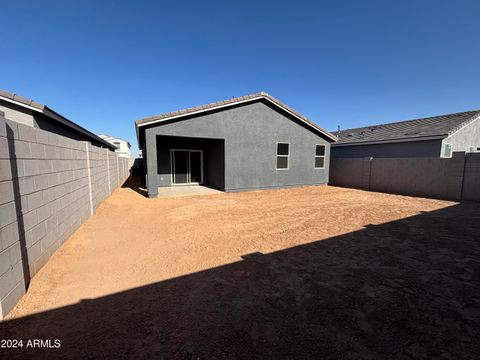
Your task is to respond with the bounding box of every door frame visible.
[170,149,204,185]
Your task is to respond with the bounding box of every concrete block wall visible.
[370,157,450,199]
[88,145,110,210]
[329,152,480,202]
[462,153,480,201]
[329,158,364,189]
[0,113,129,319]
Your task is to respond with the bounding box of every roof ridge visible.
[135,92,337,142]
[337,109,480,134]
[447,111,480,136]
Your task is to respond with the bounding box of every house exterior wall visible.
[143,101,331,196]
[0,99,110,148]
[98,135,132,158]
[0,101,35,127]
[331,139,443,158]
[114,140,131,158]
[442,116,480,156]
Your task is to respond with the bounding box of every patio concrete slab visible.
[157,185,223,198]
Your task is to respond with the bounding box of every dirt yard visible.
[1,179,480,359]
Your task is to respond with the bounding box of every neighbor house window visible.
[315,145,326,169]
[276,143,289,170]
[444,143,452,157]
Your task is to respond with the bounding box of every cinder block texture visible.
[330,152,477,202]
[328,158,365,189]
[462,153,480,201]
[0,114,130,319]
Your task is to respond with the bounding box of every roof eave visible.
[135,95,337,146]
[42,106,116,150]
[447,112,480,137]
[332,134,447,147]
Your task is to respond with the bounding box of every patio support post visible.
[146,130,158,198]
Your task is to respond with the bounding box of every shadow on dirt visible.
[1,202,480,359]
[121,176,148,197]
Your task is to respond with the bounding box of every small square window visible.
[316,145,325,156]
[277,156,288,169]
[277,143,289,156]
[315,157,325,169]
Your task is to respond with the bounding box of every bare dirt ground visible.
[1,178,480,359]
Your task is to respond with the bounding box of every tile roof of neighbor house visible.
[135,92,337,142]
[333,110,480,145]
[0,89,116,150]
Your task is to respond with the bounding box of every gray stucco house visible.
[0,89,115,150]
[332,110,480,158]
[135,92,337,197]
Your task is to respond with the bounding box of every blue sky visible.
[1,1,479,155]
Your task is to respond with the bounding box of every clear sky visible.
[2,1,479,155]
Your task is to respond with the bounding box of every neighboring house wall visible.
[442,116,480,155]
[99,135,132,158]
[331,139,443,158]
[0,101,35,127]
[114,141,131,158]
[329,152,480,202]
[0,99,109,148]
[144,101,331,195]
[0,113,130,319]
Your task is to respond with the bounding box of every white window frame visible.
[443,143,452,158]
[276,142,290,170]
[314,144,326,169]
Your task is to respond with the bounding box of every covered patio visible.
[153,135,225,191]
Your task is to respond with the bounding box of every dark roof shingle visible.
[333,110,480,145]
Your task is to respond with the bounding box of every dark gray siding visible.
[331,139,443,158]
[144,100,331,196]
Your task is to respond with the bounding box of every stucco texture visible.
[143,100,332,196]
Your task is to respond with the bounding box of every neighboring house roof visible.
[98,134,132,148]
[333,110,480,146]
[135,92,337,147]
[0,89,116,150]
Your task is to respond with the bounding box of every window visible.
[113,141,121,149]
[315,145,326,169]
[444,143,452,157]
[276,143,289,169]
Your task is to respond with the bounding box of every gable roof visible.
[0,89,116,150]
[135,92,337,146]
[333,110,480,146]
